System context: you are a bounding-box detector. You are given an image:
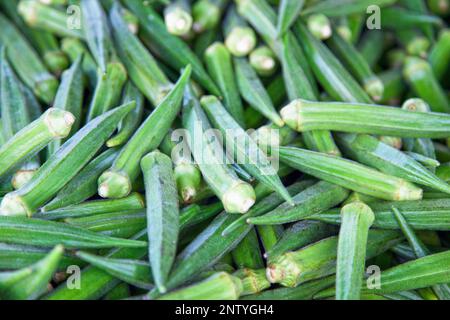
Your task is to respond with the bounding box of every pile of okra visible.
[0,0,449,301]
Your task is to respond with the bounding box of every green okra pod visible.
[0,216,146,249]
[278,147,423,201]
[248,181,349,225]
[234,268,270,296]
[61,38,97,89]
[179,202,223,230]
[223,5,256,57]
[164,0,193,36]
[249,46,278,77]
[281,99,450,139]
[201,95,292,204]
[336,202,375,300]
[399,0,435,40]
[192,0,226,33]
[0,245,63,300]
[98,66,191,199]
[234,57,284,126]
[267,230,402,288]
[301,0,397,17]
[231,228,264,269]
[0,102,134,217]
[306,14,332,40]
[125,1,221,96]
[204,43,246,127]
[141,151,180,293]
[256,225,284,252]
[429,29,450,80]
[428,0,450,16]
[357,31,385,69]
[276,0,305,36]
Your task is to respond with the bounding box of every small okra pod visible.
[223,5,256,57]
[281,99,450,139]
[0,216,146,249]
[247,181,349,225]
[192,0,226,33]
[276,0,305,37]
[357,31,385,69]
[336,133,450,194]
[265,221,336,261]
[429,29,450,80]
[164,0,193,36]
[126,0,221,96]
[201,95,293,204]
[204,43,246,127]
[279,147,423,201]
[249,46,278,77]
[267,230,402,288]
[18,0,84,39]
[234,57,284,127]
[158,272,243,300]
[336,202,375,300]
[0,245,63,300]
[306,14,332,40]
[0,108,74,181]
[0,102,134,217]
[106,82,144,148]
[233,268,270,296]
[141,151,180,293]
[231,228,264,269]
[403,56,450,113]
[75,251,153,289]
[98,66,191,199]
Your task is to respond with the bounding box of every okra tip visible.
[0,193,29,217]
[402,98,430,112]
[280,99,302,131]
[266,253,299,287]
[395,180,423,201]
[223,181,256,214]
[340,202,375,226]
[307,14,332,40]
[403,56,429,79]
[44,108,76,138]
[98,170,132,199]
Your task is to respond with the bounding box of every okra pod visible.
[192,0,226,33]
[1,102,134,216]
[223,5,256,57]
[256,224,283,252]
[429,29,450,80]
[276,0,305,36]
[428,0,450,16]
[357,30,385,69]
[98,66,191,199]
[164,0,193,36]
[306,14,332,40]
[61,38,97,89]
[278,147,423,201]
[234,268,270,296]
[301,0,397,17]
[281,99,450,138]
[231,228,264,269]
[336,202,375,300]
[249,46,278,77]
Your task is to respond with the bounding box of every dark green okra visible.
[429,29,450,80]
[231,228,264,269]
[0,102,135,216]
[256,224,284,252]
[301,0,397,17]
[98,66,191,199]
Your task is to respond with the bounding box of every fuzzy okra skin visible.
[336,202,375,300]
[281,99,450,139]
[0,12,58,104]
[267,230,402,288]
[125,1,221,97]
[278,147,423,201]
[248,181,349,225]
[0,102,135,217]
[182,90,255,214]
[0,108,74,182]
[336,133,450,194]
[141,151,180,293]
[223,5,256,57]
[201,95,292,204]
[98,66,191,200]
[204,43,246,127]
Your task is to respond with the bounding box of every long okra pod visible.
[0,102,135,217]
[125,1,221,96]
[61,38,97,89]
[98,67,191,199]
[223,5,256,57]
[281,99,450,138]
[204,43,246,127]
[429,29,450,80]
[0,12,58,104]
[141,151,180,293]
[336,133,450,194]
[276,0,305,36]
[164,0,193,36]
[336,202,375,300]
[278,146,423,201]
[231,228,264,269]
[301,0,397,17]
[0,108,74,182]
[201,95,292,204]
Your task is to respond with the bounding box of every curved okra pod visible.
[18,0,84,39]
[266,230,402,288]
[0,12,58,104]
[0,102,135,217]
[429,29,450,80]
[141,151,180,293]
[125,1,221,96]
[276,0,305,36]
[110,3,172,107]
[47,56,84,156]
[106,82,144,147]
[201,95,292,204]
[231,228,264,269]
[281,99,450,138]
[98,66,191,199]
[247,181,349,225]
[336,202,375,300]
[234,57,284,127]
[403,56,450,113]
[0,108,74,182]
[223,5,256,57]
[204,43,246,127]
[0,245,63,300]
[336,133,450,194]
[164,0,193,36]
[61,38,97,89]
[278,146,423,201]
